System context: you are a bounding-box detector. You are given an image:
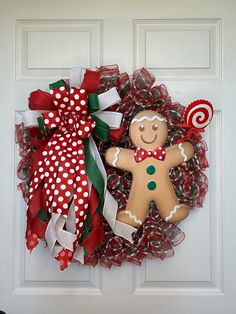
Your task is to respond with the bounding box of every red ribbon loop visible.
[81,69,100,93]
[28,89,55,110]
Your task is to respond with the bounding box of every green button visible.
[147,181,156,190]
[146,165,156,175]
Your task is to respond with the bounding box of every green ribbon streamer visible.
[81,139,106,248]
[88,94,100,114]
[91,115,110,141]
[81,93,110,247]
[37,207,47,221]
[37,117,46,132]
[49,80,70,92]
[81,211,91,241]
[81,212,91,241]
[84,138,105,213]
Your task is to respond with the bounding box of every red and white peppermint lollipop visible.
[184,99,213,129]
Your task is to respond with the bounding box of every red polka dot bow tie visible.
[134,146,166,163]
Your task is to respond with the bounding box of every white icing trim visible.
[112,147,121,167]
[178,143,187,162]
[165,205,181,222]
[131,116,166,124]
[123,210,142,225]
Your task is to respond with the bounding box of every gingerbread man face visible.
[129,110,168,150]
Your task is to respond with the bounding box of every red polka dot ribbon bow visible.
[134,146,166,163]
[26,85,96,266]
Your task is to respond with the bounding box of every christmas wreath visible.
[16,65,213,270]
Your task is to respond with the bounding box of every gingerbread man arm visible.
[105,147,135,172]
[165,142,194,168]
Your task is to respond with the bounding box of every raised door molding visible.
[133,19,222,80]
[16,20,103,80]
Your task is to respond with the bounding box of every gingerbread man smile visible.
[105,110,194,228]
[140,134,157,144]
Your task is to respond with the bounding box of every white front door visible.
[0,0,235,313]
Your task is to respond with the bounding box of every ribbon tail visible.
[88,137,136,243]
[73,246,85,264]
[45,211,77,255]
[80,138,105,258]
[26,184,46,251]
[103,191,136,243]
[80,186,104,257]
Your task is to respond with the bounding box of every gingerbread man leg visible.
[154,184,189,223]
[117,185,150,228]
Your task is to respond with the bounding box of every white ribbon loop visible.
[69,66,84,88]
[97,87,121,111]
[21,110,45,128]
[93,111,123,129]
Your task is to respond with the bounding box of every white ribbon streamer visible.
[46,204,87,263]
[65,200,76,233]
[73,246,85,264]
[45,211,77,255]
[88,137,137,243]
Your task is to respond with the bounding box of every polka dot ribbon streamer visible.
[27,85,96,269]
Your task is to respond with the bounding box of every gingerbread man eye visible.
[152,124,158,130]
[139,125,145,132]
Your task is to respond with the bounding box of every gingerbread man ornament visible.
[105,110,194,228]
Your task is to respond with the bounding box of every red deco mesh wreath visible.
[16,65,209,268]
